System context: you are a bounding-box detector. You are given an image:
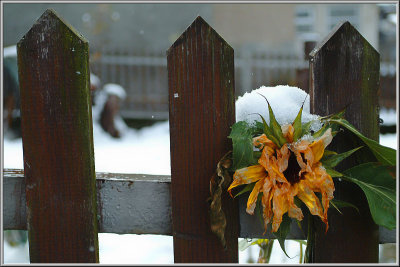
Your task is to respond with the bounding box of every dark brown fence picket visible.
[17,9,99,263]
[309,21,380,263]
[167,17,239,263]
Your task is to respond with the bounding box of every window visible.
[294,6,316,35]
[328,5,359,30]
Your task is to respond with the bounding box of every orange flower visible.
[228,126,335,233]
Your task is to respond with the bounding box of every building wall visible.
[212,4,296,51]
[311,4,379,50]
[359,4,380,50]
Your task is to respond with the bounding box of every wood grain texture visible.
[17,9,98,263]
[167,16,238,263]
[310,21,380,263]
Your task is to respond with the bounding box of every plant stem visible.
[304,212,315,263]
[299,241,304,264]
[257,239,275,263]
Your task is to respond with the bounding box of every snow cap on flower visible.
[236,85,322,132]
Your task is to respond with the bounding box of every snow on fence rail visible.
[5,8,396,264]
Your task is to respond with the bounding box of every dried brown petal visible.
[208,151,232,250]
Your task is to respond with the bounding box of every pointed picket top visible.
[167,15,237,263]
[17,8,98,263]
[309,21,378,59]
[167,16,232,55]
[18,8,87,47]
[309,20,380,263]
[309,19,380,136]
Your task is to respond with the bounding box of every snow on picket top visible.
[236,85,322,132]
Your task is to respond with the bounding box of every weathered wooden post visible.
[309,21,380,263]
[17,9,99,263]
[296,41,317,93]
[167,16,239,263]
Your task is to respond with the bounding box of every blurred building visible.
[378,4,397,62]
[212,3,379,54]
[2,3,382,54]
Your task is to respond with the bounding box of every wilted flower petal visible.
[229,116,335,233]
[228,165,267,197]
[281,124,294,143]
[246,178,264,214]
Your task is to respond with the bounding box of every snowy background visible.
[3,86,397,264]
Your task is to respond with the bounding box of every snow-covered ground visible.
[380,107,398,126]
[2,86,397,264]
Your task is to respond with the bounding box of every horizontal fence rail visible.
[4,168,395,243]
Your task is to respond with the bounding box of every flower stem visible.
[257,239,275,263]
[304,212,315,263]
[299,241,304,263]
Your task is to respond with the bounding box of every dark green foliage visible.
[228,121,258,170]
[342,162,396,230]
[273,214,292,258]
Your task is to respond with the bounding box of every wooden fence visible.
[89,44,396,120]
[3,9,396,263]
[89,45,305,120]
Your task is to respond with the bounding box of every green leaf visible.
[253,121,264,135]
[322,150,338,157]
[233,182,255,198]
[293,196,303,208]
[327,118,396,166]
[267,103,287,147]
[228,121,257,169]
[320,107,346,120]
[325,168,343,177]
[251,238,269,246]
[253,151,262,159]
[228,121,252,140]
[296,220,303,232]
[321,146,363,168]
[257,113,281,146]
[312,123,329,139]
[301,120,314,135]
[342,162,396,230]
[239,238,273,253]
[256,194,264,226]
[330,199,360,214]
[313,122,340,139]
[257,93,287,147]
[330,130,339,138]
[292,105,303,141]
[273,213,292,258]
[231,138,254,170]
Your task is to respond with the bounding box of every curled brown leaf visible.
[208,151,233,250]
